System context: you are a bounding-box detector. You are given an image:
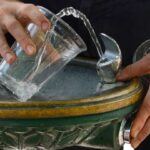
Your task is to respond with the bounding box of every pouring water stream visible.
[56,7,104,58]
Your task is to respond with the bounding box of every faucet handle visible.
[119,116,134,146]
[123,119,132,144]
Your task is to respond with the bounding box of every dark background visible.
[22,0,150,67]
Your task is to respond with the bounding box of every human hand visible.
[0,1,50,64]
[116,54,150,148]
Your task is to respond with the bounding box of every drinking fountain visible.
[0,6,145,150]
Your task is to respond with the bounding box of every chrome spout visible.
[96,33,122,84]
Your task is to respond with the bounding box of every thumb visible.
[116,54,150,81]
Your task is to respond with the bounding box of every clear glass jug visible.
[0,6,87,101]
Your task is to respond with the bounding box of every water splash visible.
[0,74,39,101]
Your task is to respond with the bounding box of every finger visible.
[131,87,150,138]
[16,4,50,32]
[4,15,36,56]
[46,44,61,62]
[131,117,150,148]
[0,30,16,64]
[116,54,150,80]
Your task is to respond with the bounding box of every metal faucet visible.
[96,33,122,84]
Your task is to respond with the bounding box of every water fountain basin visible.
[0,58,144,150]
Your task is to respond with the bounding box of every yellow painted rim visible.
[0,79,144,118]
